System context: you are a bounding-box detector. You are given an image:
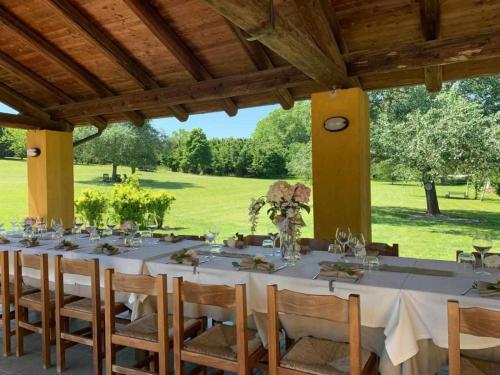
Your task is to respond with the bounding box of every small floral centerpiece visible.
[249,181,311,265]
[55,239,79,251]
[95,243,119,255]
[170,248,198,266]
[19,237,40,248]
[0,235,10,244]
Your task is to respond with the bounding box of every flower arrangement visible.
[249,181,311,232]
[170,248,198,266]
[234,254,275,272]
[249,181,311,265]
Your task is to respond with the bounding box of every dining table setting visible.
[0,223,499,375]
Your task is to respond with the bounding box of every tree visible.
[161,129,189,172]
[1,128,26,159]
[179,128,211,174]
[74,122,162,179]
[286,141,312,180]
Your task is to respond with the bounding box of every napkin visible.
[237,255,275,272]
[170,248,198,265]
[475,280,500,299]
[318,261,364,280]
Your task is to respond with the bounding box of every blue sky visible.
[0,102,278,138]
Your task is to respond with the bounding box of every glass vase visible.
[279,222,300,266]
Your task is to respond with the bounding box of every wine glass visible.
[472,234,493,275]
[143,214,158,245]
[269,232,279,257]
[349,233,366,261]
[335,227,351,260]
[73,216,84,235]
[10,218,20,233]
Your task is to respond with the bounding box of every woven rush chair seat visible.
[184,323,262,361]
[116,313,200,343]
[460,356,500,375]
[63,297,125,315]
[21,290,79,305]
[281,336,372,375]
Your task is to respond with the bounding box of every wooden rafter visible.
[0,50,107,129]
[419,0,442,92]
[0,4,143,127]
[0,81,52,120]
[315,0,361,87]
[227,22,293,109]
[47,66,309,119]
[347,31,500,76]
[123,0,238,117]
[45,0,188,122]
[203,0,351,89]
[0,112,70,131]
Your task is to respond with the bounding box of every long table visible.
[2,234,499,375]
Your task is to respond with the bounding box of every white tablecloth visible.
[144,244,500,375]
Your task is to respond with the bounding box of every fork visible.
[461,281,478,295]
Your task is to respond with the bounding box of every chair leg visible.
[42,306,51,369]
[1,305,11,357]
[56,316,68,372]
[105,335,115,375]
[92,317,103,375]
[15,306,26,357]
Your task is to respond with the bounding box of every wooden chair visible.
[267,285,379,375]
[245,234,274,246]
[0,250,13,357]
[299,238,330,251]
[104,270,202,375]
[366,242,399,257]
[54,256,127,374]
[173,278,266,375]
[447,300,500,374]
[14,251,80,368]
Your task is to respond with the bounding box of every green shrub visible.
[110,176,147,225]
[75,190,108,226]
[145,191,175,228]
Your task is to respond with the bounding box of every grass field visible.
[1,158,499,260]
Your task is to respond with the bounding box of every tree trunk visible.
[112,163,118,181]
[424,180,441,216]
[131,165,136,174]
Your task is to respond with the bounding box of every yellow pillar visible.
[27,130,74,229]
[311,88,371,241]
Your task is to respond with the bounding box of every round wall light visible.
[27,148,41,157]
[324,116,349,132]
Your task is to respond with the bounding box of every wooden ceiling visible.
[0,0,499,131]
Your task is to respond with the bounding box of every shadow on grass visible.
[372,206,500,234]
[75,177,198,190]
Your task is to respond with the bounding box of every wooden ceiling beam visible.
[203,0,351,89]
[0,4,143,127]
[123,0,238,117]
[0,81,52,120]
[227,22,293,109]
[0,112,70,131]
[45,0,188,122]
[347,31,500,76]
[419,0,442,92]
[47,66,310,119]
[0,50,107,129]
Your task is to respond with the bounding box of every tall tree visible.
[180,128,211,174]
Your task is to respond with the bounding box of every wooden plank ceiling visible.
[0,0,498,131]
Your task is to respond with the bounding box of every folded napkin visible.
[170,248,198,266]
[475,280,500,299]
[318,261,364,280]
[237,255,275,272]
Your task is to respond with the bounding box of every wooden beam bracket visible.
[245,0,275,41]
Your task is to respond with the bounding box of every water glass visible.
[364,256,380,271]
[89,228,101,244]
[472,234,493,275]
[457,252,476,272]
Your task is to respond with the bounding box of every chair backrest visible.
[366,242,399,257]
[447,300,500,375]
[180,234,206,241]
[173,277,249,372]
[14,251,49,303]
[54,256,100,309]
[244,235,272,247]
[299,238,330,251]
[267,285,363,375]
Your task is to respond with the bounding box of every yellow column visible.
[311,88,371,241]
[27,130,74,229]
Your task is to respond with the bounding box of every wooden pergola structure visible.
[0,0,499,239]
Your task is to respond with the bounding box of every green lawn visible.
[1,159,499,260]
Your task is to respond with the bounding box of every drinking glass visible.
[457,252,476,272]
[10,218,20,233]
[472,234,493,275]
[89,228,101,244]
[74,216,84,234]
[335,227,350,260]
[364,256,380,271]
[269,233,279,256]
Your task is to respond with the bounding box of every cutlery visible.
[312,271,321,280]
[270,264,287,273]
[461,281,478,295]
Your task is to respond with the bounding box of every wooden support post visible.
[311,88,371,241]
[27,130,74,228]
